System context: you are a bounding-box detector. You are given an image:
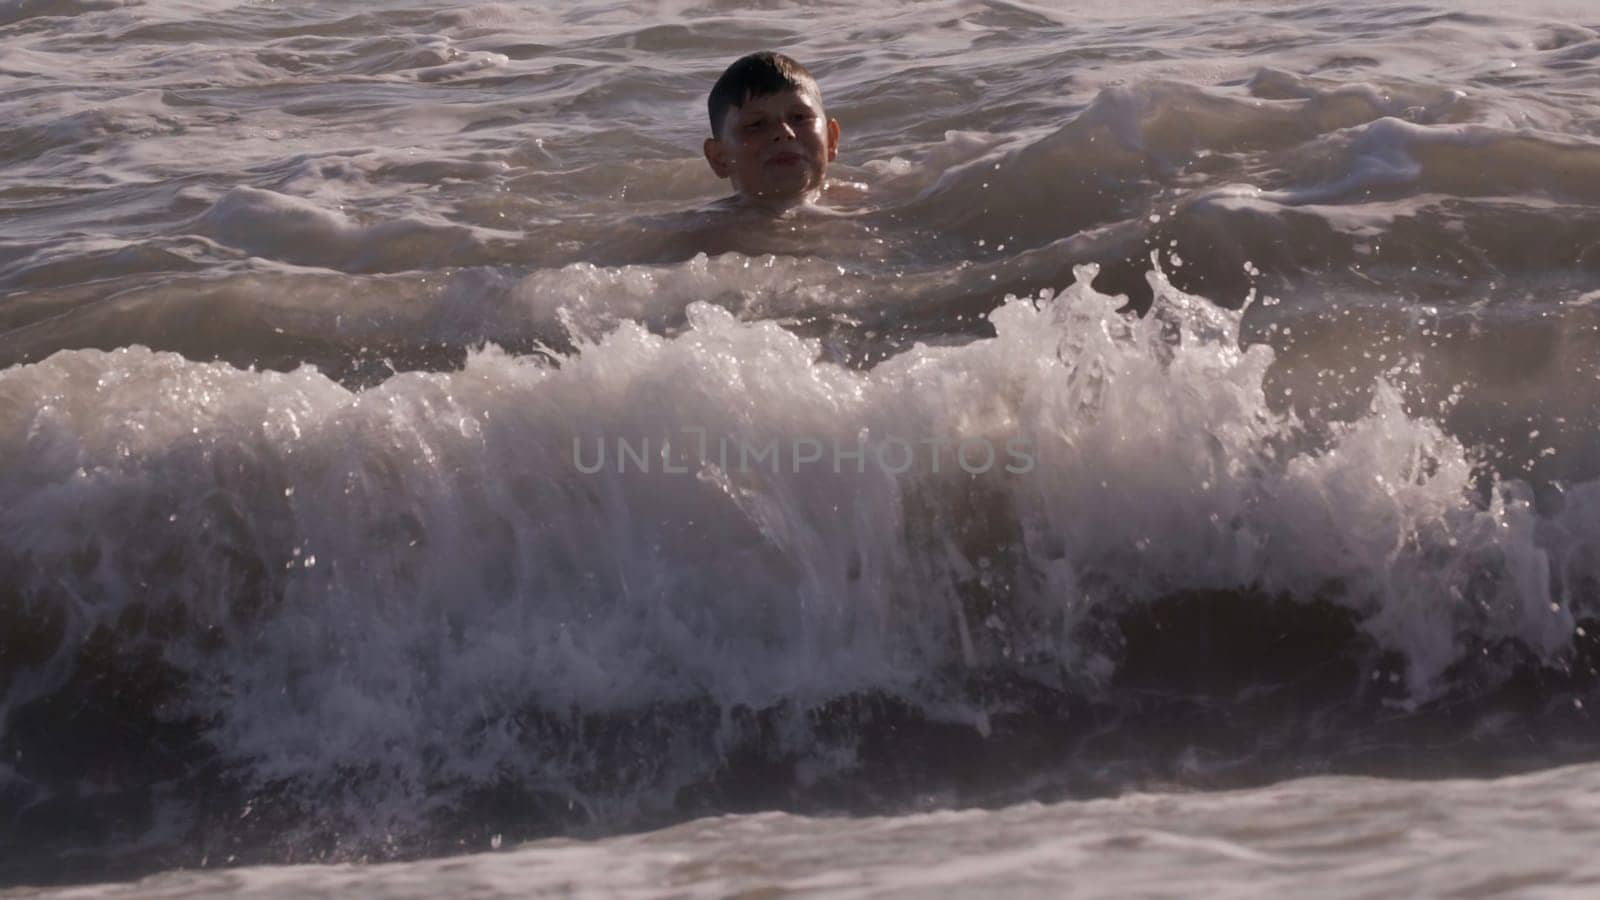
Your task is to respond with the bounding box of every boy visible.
[703,51,842,213]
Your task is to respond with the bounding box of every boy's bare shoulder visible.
[575,174,879,266]
[705,179,870,218]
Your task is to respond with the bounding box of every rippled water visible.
[21,764,1600,898]
[4,0,1600,892]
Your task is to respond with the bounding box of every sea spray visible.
[4,263,1596,869]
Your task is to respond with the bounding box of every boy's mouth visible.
[765,151,805,166]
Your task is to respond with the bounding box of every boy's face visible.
[704,88,840,209]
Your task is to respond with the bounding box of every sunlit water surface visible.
[4,0,1600,893]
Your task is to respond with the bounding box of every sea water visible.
[3,0,1600,894]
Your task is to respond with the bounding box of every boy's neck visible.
[735,185,825,215]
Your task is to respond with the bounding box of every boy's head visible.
[703,51,841,210]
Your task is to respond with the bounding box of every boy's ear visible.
[826,118,841,162]
[704,137,731,178]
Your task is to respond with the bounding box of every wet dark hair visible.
[707,51,823,138]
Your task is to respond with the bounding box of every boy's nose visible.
[775,121,796,140]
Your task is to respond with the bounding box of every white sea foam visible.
[3,264,1594,832]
